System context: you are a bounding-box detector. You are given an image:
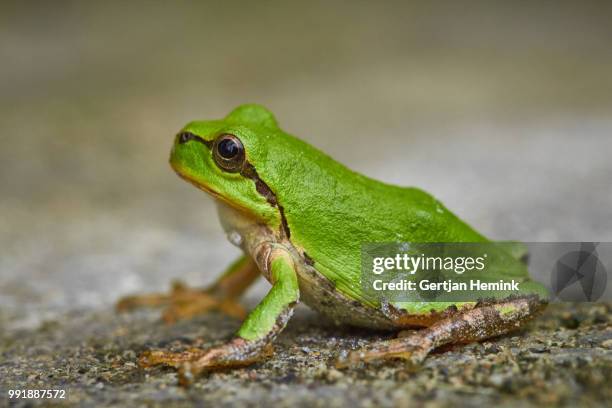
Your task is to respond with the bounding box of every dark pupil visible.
[218,138,239,159]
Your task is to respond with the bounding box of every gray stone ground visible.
[1,303,611,407]
[1,2,612,407]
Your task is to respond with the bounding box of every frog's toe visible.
[161,295,247,323]
[336,337,431,369]
[116,292,171,311]
[116,279,247,323]
[139,347,208,368]
[116,280,192,312]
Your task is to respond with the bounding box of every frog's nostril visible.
[178,132,194,144]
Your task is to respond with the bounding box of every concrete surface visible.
[1,303,611,407]
[1,1,611,407]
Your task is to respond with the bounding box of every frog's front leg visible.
[140,247,299,383]
[338,296,545,367]
[116,255,259,323]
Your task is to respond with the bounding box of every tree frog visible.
[118,104,547,383]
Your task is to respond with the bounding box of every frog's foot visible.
[116,280,247,323]
[336,335,431,368]
[139,338,273,386]
[336,296,545,368]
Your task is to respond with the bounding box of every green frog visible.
[118,104,547,383]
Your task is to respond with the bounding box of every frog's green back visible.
[227,105,548,309]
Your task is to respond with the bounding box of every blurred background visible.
[1,1,611,329]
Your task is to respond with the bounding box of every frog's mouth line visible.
[169,155,243,207]
[171,158,291,241]
[173,169,224,201]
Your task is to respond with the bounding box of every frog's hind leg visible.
[337,296,545,367]
[116,255,259,323]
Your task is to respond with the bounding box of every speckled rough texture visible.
[2,1,612,407]
[1,303,611,407]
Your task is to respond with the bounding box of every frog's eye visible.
[212,134,246,173]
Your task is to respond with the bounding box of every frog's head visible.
[169,104,285,223]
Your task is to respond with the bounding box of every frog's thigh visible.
[339,297,544,366]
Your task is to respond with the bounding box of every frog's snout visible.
[177,131,196,144]
[176,131,211,148]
